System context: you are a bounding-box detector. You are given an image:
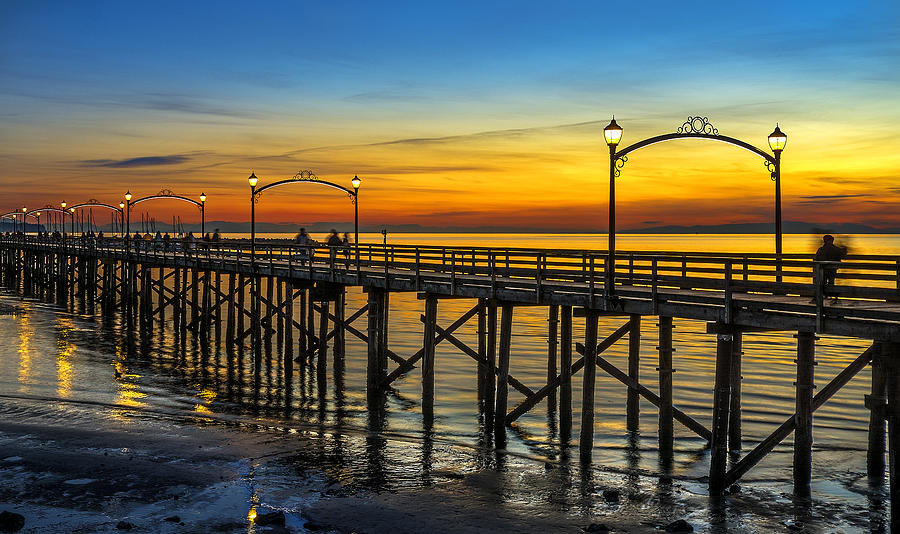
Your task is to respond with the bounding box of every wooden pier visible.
[1,235,898,527]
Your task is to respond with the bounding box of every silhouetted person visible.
[814,234,847,301]
[212,228,220,242]
[294,227,315,263]
[326,229,342,246]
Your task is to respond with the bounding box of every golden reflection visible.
[246,486,260,532]
[56,317,76,398]
[194,386,217,416]
[111,346,146,420]
[17,311,33,391]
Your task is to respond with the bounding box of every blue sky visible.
[1,1,898,228]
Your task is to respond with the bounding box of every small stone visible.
[164,515,180,522]
[602,489,620,503]
[256,511,285,527]
[664,519,694,532]
[0,511,25,532]
[583,523,611,533]
[783,520,803,531]
[116,521,135,530]
[728,484,741,494]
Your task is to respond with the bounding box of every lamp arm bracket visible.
[614,154,628,178]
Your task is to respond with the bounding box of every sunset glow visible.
[1,2,897,231]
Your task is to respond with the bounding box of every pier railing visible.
[6,235,900,303]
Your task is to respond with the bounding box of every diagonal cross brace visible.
[724,342,875,486]
[506,321,632,424]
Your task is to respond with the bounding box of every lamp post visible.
[199,192,207,236]
[119,203,125,237]
[248,172,258,255]
[767,125,787,281]
[603,118,624,294]
[60,202,67,236]
[124,191,132,250]
[351,175,361,245]
[21,206,27,237]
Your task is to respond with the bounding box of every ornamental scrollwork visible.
[293,170,320,181]
[764,160,777,181]
[88,198,99,203]
[677,116,718,136]
[614,155,628,178]
[157,188,176,196]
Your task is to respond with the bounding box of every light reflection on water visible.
[1,232,897,531]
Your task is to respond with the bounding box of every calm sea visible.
[1,233,896,531]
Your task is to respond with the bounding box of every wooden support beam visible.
[317,300,329,393]
[284,279,293,379]
[367,288,383,398]
[709,331,734,494]
[627,314,641,432]
[547,305,559,413]
[477,299,487,402]
[422,295,438,422]
[883,341,899,534]
[494,303,513,446]
[794,331,816,495]
[725,343,875,486]
[559,306,573,444]
[729,330,744,452]
[579,309,600,460]
[657,316,675,455]
[867,342,887,480]
[485,300,497,423]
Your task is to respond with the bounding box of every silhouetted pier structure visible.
[1,236,898,526]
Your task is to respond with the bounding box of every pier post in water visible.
[579,309,600,461]
[493,303,513,446]
[709,330,734,494]
[547,305,559,412]
[627,314,641,432]
[657,316,675,455]
[883,341,899,533]
[729,330,744,451]
[794,331,816,495]
[559,305,573,444]
[422,294,438,422]
[867,342,887,480]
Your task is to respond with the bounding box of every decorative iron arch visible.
[67,199,124,214]
[602,115,786,291]
[130,189,203,209]
[248,170,360,254]
[613,116,777,177]
[253,170,357,202]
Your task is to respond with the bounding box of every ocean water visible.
[0,233,896,532]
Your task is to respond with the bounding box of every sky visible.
[1,1,898,231]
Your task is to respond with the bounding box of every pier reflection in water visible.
[0,282,889,532]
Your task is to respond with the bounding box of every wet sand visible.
[0,395,712,533]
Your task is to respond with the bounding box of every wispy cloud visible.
[799,194,868,200]
[80,155,191,168]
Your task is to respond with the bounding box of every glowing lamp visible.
[61,201,67,209]
[199,193,207,203]
[604,117,623,147]
[351,175,361,190]
[768,125,787,152]
[124,191,132,201]
[119,202,125,209]
[22,206,27,213]
[248,172,258,188]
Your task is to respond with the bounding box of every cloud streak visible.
[80,155,191,168]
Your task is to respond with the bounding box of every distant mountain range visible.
[4,220,899,235]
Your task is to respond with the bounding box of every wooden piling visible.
[794,331,816,494]
[494,303,513,446]
[884,341,899,534]
[729,330,743,451]
[559,305,573,444]
[484,300,497,422]
[366,289,384,400]
[579,309,599,460]
[709,330,734,494]
[422,295,438,422]
[477,299,487,403]
[657,316,674,454]
[547,305,559,413]
[317,299,329,393]
[627,314,641,432]
[867,342,887,480]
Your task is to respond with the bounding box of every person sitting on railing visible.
[163,232,172,251]
[814,234,847,302]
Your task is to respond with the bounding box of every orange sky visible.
[2,3,898,230]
